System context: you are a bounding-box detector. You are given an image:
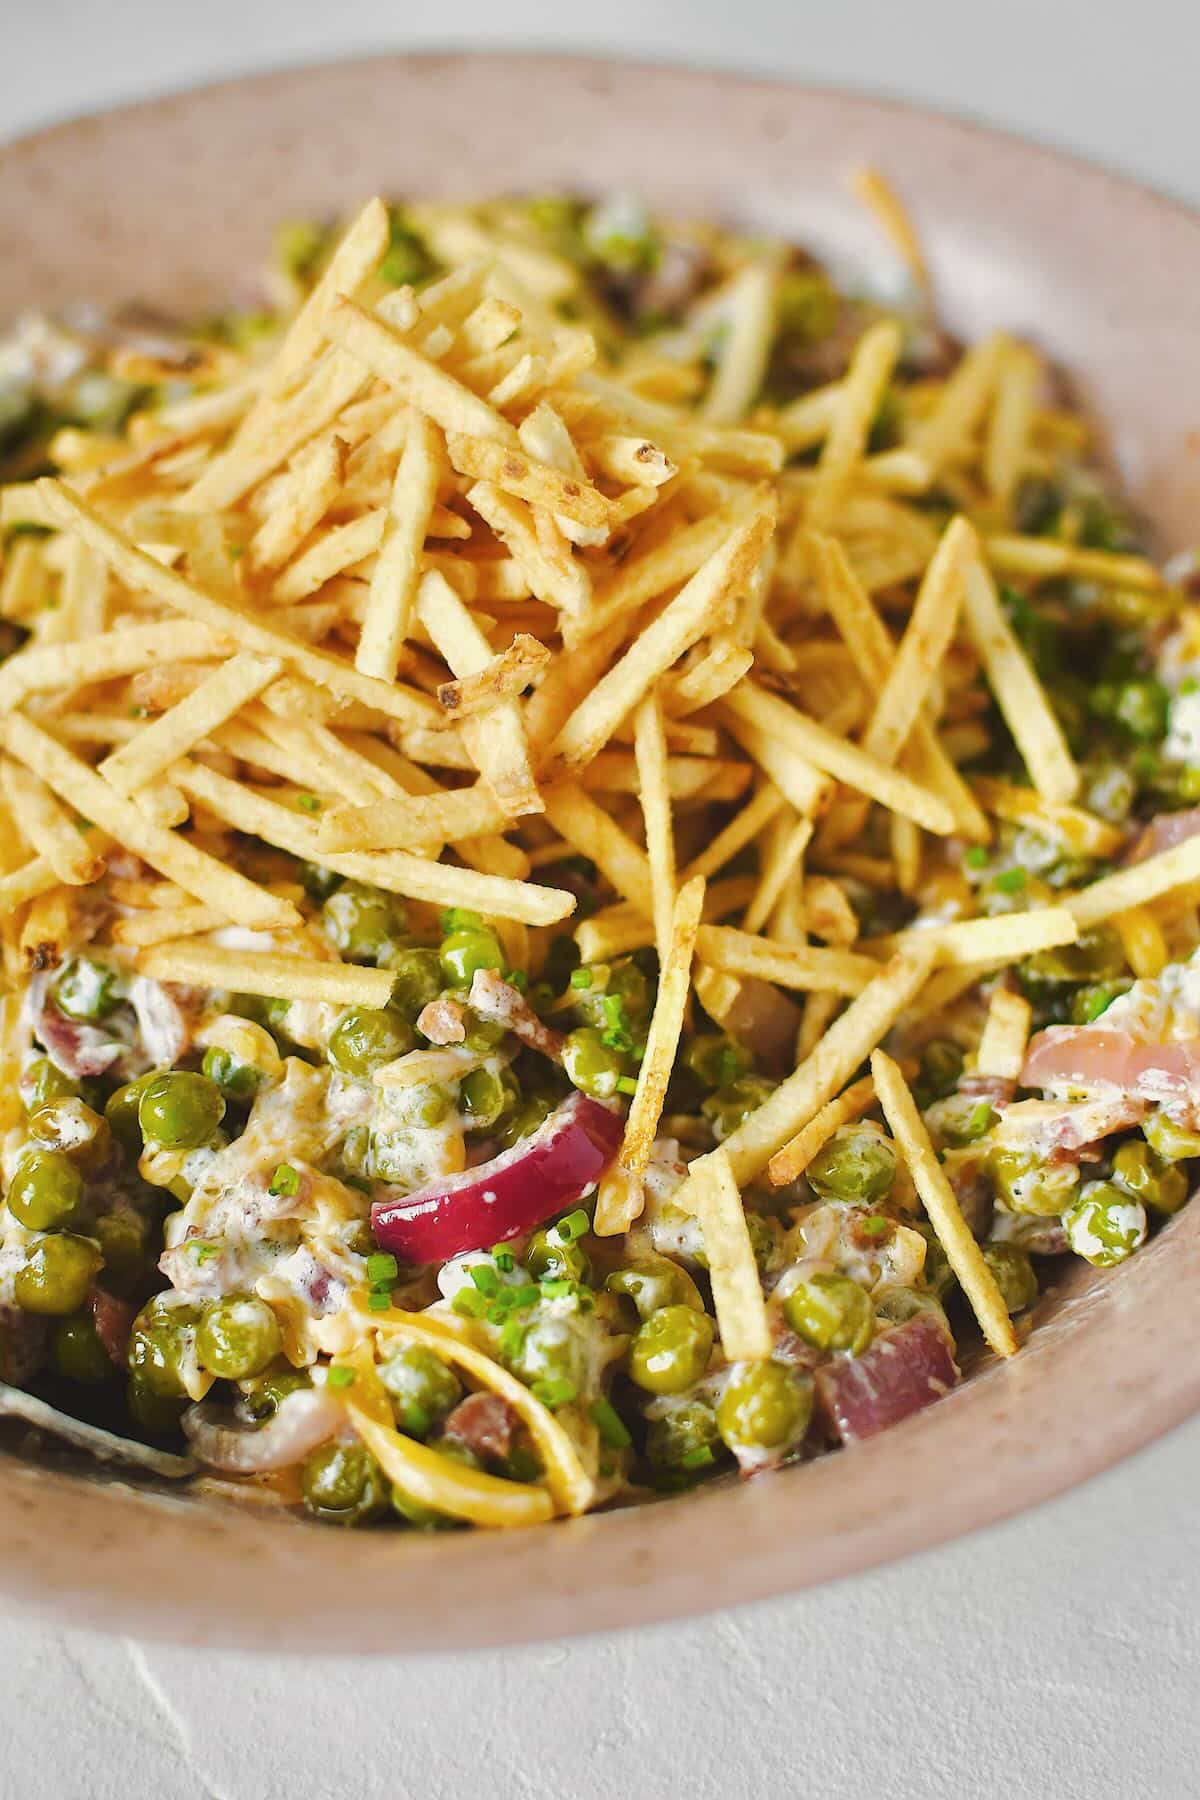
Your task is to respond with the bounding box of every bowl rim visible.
[2,47,1200,1653]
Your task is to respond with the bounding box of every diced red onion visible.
[814,1313,960,1446]
[372,1093,622,1262]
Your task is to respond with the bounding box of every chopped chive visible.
[681,1444,714,1471]
[469,1262,502,1296]
[498,1318,527,1361]
[570,967,593,989]
[296,793,321,813]
[452,1289,487,1319]
[616,1075,638,1095]
[268,1163,300,1197]
[367,1290,391,1311]
[993,866,1027,893]
[557,1208,590,1243]
[539,1276,574,1299]
[366,1252,398,1284]
[859,1215,890,1238]
[589,1397,632,1449]
[531,1377,578,1409]
[964,845,989,870]
[491,1246,515,1273]
[326,1365,355,1389]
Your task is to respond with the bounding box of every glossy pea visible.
[605,1262,700,1323]
[15,1233,103,1315]
[196,1293,283,1380]
[874,1287,950,1330]
[105,1072,158,1155]
[92,1205,155,1297]
[52,1311,113,1384]
[21,1057,81,1111]
[138,1071,225,1150]
[717,1360,812,1452]
[439,926,504,987]
[916,1039,964,1105]
[682,1033,750,1089]
[702,1075,778,1144]
[236,1366,311,1425]
[460,1066,516,1131]
[6,1148,84,1230]
[301,1440,389,1525]
[1026,926,1125,986]
[628,1305,714,1396]
[980,1243,1039,1312]
[572,959,650,1031]
[126,1378,187,1437]
[506,1312,587,1390]
[1142,1109,1200,1164]
[327,1007,414,1078]
[562,1027,625,1100]
[52,957,120,1022]
[127,1296,201,1398]
[1063,1183,1147,1267]
[806,1123,897,1205]
[378,1344,462,1439]
[988,1146,1080,1216]
[496,1092,557,1151]
[1112,1140,1188,1215]
[322,881,406,964]
[382,946,443,1020]
[783,1272,874,1355]
[29,1097,112,1172]
[201,1045,263,1103]
[645,1398,722,1471]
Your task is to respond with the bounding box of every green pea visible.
[1112,677,1169,743]
[1142,1109,1200,1163]
[874,1287,950,1330]
[1063,1183,1147,1267]
[52,1311,113,1384]
[525,1224,591,1285]
[806,1123,897,1205]
[382,946,443,1020]
[237,1365,311,1424]
[783,1272,874,1354]
[127,1295,202,1398]
[127,1378,186,1437]
[572,959,650,1032]
[301,861,343,903]
[562,1026,625,1099]
[628,1305,714,1396]
[925,1092,997,1147]
[301,1440,388,1525]
[327,1006,414,1078]
[14,1233,103,1315]
[702,1074,778,1143]
[52,957,120,1022]
[105,1072,158,1155]
[505,1312,587,1391]
[980,1243,1039,1313]
[21,1057,81,1110]
[682,1033,750,1089]
[391,1440,480,1530]
[1026,926,1125,985]
[322,881,407,964]
[201,1045,264,1103]
[606,1261,701,1322]
[916,1038,964,1106]
[988,1146,1080,1216]
[92,1204,155,1297]
[460,1012,508,1056]
[645,1398,722,1471]
[496,1092,557,1150]
[138,1071,225,1150]
[6,1148,84,1230]
[717,1360,812,1452]
[1070,981,1130,1025]
[378,1344,462,1438]
[29,1097,113,1171]
[196,1293,283,1380]
[1112,1140,1188,1215]
[439,926,504,987]
[460,1066,517,1131]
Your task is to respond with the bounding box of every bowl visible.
[2,52,1199,1652]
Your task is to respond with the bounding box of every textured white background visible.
[4,6,1200,1797]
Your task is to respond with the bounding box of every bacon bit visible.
[958,1072,1015,1108]
[1023,1025,1200,1115]
[468,968,565,1062]
[814,1312,960,1445]
[90,1288,136,1367]
[442,1391,518,1462]
[417,996,468,1045]
[993,1094,1146,1159]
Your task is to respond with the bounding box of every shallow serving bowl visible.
[1,52,1199,1651]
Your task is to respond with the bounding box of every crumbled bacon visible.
[468,969,565,1062]
[442,1391,518,1462]
[814,1313,960,1445]
[417,996,468,1045]
[90,1289,136,1367]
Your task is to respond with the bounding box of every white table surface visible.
[4,6,1200,1796]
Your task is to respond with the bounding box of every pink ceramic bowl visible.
[1,53,1198,1651]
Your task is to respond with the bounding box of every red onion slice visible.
[372,1092,622,1262]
